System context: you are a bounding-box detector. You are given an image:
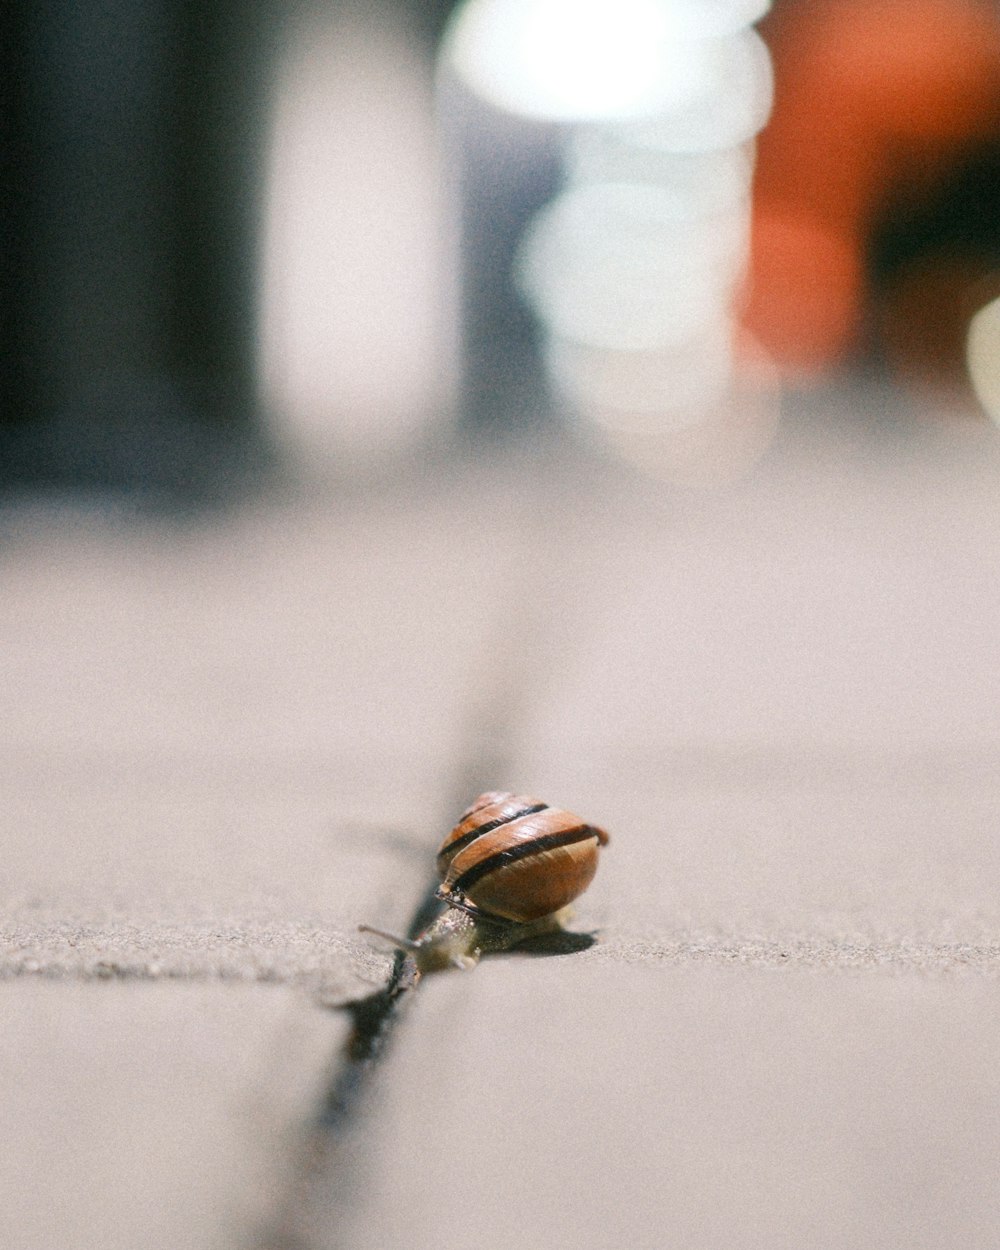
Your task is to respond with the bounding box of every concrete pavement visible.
[1,460,540,1249]
[300,401,1000,1249]
[4,397,1000,1248]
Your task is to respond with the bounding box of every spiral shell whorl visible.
[436,791,609,923]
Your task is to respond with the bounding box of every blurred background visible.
[3,0,1000,497]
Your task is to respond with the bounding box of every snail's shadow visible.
[505,929,598,958]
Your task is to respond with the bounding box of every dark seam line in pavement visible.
[316,874,438,1132]
[264,452,571,1247]
[311,752,522,1138]
[257,875,442,1250]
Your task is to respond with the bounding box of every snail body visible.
[360,792,609,977]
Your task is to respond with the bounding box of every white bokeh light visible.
[516,181,749,351]
[445,0,714,120]
[545,319,734,420]
[260,9,449,467]
[570,132,756,213]
[441,0,774,481]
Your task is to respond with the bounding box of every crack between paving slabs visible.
[252,772,498,1250]
[257,445,586,1250]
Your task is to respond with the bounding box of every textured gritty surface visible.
[0,456,541,1249]
[0,981,343,1250]
[1,462,542,995]
[332,961,1000,1250]
[5,395,1000,1249]
[295,400,1000,1249]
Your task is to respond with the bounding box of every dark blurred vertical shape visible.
[410,0,459,52]
[1,0,273,496]
[437,71,562,433]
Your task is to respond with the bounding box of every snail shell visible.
[435,791,610,923]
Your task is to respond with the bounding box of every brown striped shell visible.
[435,791,610,924]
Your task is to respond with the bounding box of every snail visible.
[360,791,610,977]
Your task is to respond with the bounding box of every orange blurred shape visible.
[825,0,1000,147]
[746,213,863,375]
[744,0,1000,376]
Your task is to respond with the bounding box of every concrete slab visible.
[497,415,1000,953]
[1,458,546,997]
[0,980,343,1250]
[0,461,546,1246]
[5,405,1000,1250]
[322,960,1000,1250]
[293,409,1000,1249]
